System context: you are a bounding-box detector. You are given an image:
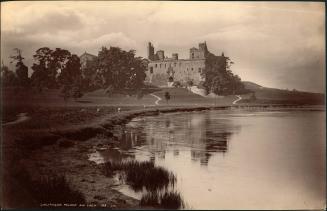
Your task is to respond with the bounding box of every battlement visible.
[147,42,208,61]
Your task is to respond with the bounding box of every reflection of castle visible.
[114,113,238,166]
[143,113,233,165]
[146,42,226,86]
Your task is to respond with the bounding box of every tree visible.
[31,47,72,91]
[58,54,83,101]
[30,47,84,101]
[81,59,102,91]
[202,52,247,96]
[96,47,146,94]
[1,62,17,87]
[164,91,171,104]
[10,48,29,87]
[31,47,55,91]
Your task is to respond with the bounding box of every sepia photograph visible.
[1,1,326,210]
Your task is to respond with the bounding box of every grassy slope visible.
[2,87,236,109]
[241,82,325,105]
[2,87,237,127]
[151,87,235,106]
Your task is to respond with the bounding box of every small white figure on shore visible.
[117,107,121,112]
[96,108,101,112]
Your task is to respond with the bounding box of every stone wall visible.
[146,59,205,86]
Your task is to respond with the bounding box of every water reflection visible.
[93,110,325,209]
[107,112,240,166]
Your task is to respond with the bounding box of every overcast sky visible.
[1,1,325,93]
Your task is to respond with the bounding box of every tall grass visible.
[103,160,176,191]
[140,191,184,209]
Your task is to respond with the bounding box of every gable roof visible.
[80,52,97,58]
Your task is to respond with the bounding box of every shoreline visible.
[2,104,325,209]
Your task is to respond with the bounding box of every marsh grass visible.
[104,160,176,191]
[140,191,184,209]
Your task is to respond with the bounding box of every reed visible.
[103,160,176,191]
[140,191,184,209]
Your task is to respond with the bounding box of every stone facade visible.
[146,42,226,87]
[80,52,97,70]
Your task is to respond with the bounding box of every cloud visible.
[1,1,325,92]
[79,33,137,52]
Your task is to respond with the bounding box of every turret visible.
[147,42,155,60]
[156,50,165,60]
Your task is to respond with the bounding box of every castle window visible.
[155,64,157,68]
[160,63,162,68]
[198,68,201,72]
[150,67,153,74]
[191,68,194,71]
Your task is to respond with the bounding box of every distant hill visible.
[242,81,263,90]
[241,81,325,105]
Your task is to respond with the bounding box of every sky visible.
[1,1,325,93]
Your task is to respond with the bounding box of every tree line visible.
[1,46,147,100]
[1,45,248,98]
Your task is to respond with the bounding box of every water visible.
[91,109,326,209]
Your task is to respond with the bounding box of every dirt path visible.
[232,95,242,105]
[149,93,162,105]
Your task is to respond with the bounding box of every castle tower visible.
[147,42,155,60]
[199,42,208,52]
[156,50,165,60]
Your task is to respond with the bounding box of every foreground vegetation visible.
[140,191,184,209]
[103,160,176,191]
[103,160,184,209]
